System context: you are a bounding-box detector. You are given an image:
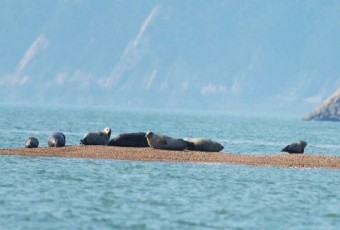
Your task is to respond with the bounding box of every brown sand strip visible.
[1,146,340,169]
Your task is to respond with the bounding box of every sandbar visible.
[1,146,340,169]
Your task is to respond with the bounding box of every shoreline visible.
[1,146,340,169]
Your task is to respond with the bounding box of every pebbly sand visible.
[1,146,340,169]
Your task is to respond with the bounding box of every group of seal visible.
[24,128,224,152]
[23,127,111,148]
[144,131,224,152]
[23,127,307,154]
[24,132,67,148]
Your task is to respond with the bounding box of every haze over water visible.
[1,1,340,115]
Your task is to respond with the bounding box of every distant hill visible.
[1,1,340,116]
[303,90,340,121]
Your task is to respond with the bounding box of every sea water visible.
[0,104,340,229]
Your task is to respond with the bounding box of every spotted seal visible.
[80,127,111,145]
[48,132,66,147]
[145,131,188,151]
[107,132,149,147]
[24,137,39,148]
[281,140,307,154]
[184,137,224,152]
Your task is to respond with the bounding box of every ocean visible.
[1,104,340,229]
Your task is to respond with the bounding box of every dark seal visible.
[107,132,149,147]
[281,140,307,154]
[184,138,224,152]
[24,137,39,148]
[48,132,66,147]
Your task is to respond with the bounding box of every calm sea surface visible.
[0,104,340,229]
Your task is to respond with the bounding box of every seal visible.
[24,137,39,148]
[80,127,111,145]
[145,131,188,151]
[107,132,149,147]
[281,140,307,154]
[48,132,66,147]
[184,138,224,152]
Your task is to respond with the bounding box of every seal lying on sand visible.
[146,131,188,151]
[48,132,66,147]
[24,137,39,148]
[80,127,111,145]
[184,138,224,152]
[282,140,307,154]
[107,132,149,147]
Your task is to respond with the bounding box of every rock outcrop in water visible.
[303,90,340,121]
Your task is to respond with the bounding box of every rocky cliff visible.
[303,90,340,121]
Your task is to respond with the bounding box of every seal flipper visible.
[281,146,288,152]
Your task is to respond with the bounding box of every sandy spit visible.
[1,146,340,169]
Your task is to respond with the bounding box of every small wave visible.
[309,144,340,150]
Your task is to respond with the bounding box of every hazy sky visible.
[1,0,340,116]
